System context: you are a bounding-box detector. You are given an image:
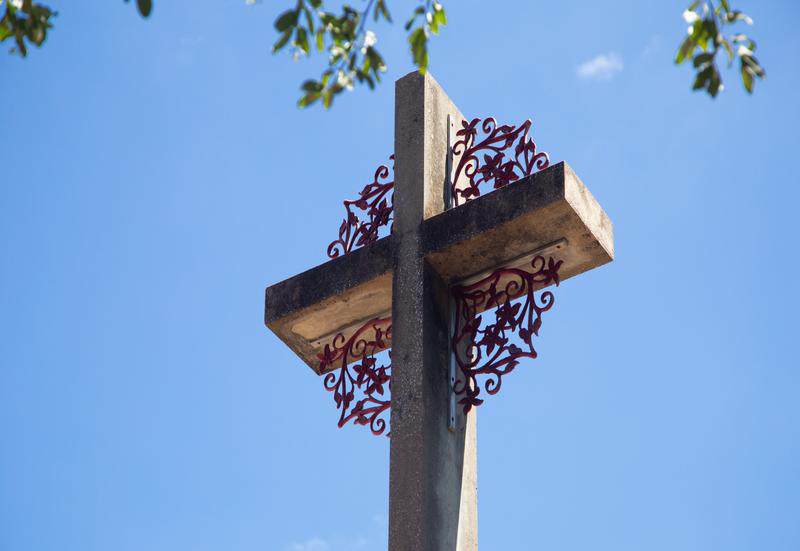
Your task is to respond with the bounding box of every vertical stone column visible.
[389,71,477,551]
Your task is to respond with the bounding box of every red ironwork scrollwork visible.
[451,256,562,413]
[327,156,395,258]
[318,318,392,436]
[451,117,550,207]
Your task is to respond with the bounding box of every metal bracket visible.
[444,113,455,211]
[448,293,457,431]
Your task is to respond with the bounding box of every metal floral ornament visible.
[326,116,549,258]
[327,156,394,258]
[319,117,560,435]
[451,255,562,413]
[451,117,550,206]
[318,317,392,436]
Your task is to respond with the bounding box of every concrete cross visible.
[264,72,614,550]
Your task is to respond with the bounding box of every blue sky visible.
[2,1,799,550]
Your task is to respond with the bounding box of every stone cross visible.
[264,72,614,550]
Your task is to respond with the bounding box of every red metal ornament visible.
[327,156,395,258]
[451,256,562,413]
[318,317,392,436]
[451,117,550,206]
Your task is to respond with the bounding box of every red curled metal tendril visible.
[451,256,562,414]
[318,318,392,436]
[327,156,394,258]
[451,117,550,207]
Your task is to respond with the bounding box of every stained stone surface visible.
[264,235,393,372]
[423,160,614,284]
[388,71,474,551]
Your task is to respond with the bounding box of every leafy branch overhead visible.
[0,0,55,57]
[1,0,150,58]
[675,0,765,97]
[272,0,446,109]
[3,0,766,106]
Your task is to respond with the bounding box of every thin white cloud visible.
[289,537,329,551]
[576,53,624,81]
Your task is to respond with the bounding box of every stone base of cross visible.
[265,72,614,550]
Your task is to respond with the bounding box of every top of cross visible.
[264,72,613,433]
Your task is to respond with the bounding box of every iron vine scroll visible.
[318,115,557,433]
[451,117,550,207]
[451,255,562,413]
[327,156,394,259]
[316,256,563,433]
[317,317,392,436]
[325,115,549,257]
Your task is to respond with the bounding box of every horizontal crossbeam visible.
[264,161,613,372]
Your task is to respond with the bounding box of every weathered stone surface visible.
[264,235,393,372]
[389,70,477,551]
[423,161,614,285]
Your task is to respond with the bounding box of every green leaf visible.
[429,13,438,34]
[728,10,753,24]
[302,6,314,34]
[708,66,721,97]
[301,79,323,92]
[295,26,309,54]
[365,46,385,75]
[16,36,28,57]
[721,38,733,65]
[742,54,765,77]
[693,52,713,68]
[405,6,425,31]
[374,0,392,22]
[136,0,152,18]
[696,20,713,51]
[709,17,721,47]
[315,29,324,51]
[689,19,702,38]
[298,92,321,107]
[741,58,753,93]
[434,7,447,28]
[409,27,428,71]
[675,35,695,64]
[692,66,712,90]
[275,9,298,32]
[272,29,292,53]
